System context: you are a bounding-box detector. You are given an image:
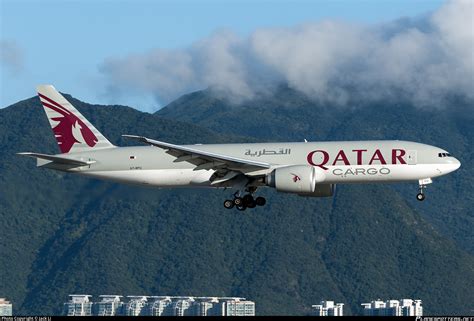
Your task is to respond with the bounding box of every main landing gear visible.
[223,191,266,211]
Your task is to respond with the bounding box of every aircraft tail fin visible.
[36,85,115,154]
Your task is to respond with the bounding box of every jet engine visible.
[266,165,326,193]
[298,183,335,197]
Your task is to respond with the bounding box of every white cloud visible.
[0,40,24,74]
[100,0,474,108]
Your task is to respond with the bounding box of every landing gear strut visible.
[416,178,432,201]
[223,190,266,210]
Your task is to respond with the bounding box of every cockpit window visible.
[438,152,452,157]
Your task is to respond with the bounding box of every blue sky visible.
[0,0,448,110]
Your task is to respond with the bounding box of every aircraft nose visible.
[453,157,461,170]
[445,157,461,173]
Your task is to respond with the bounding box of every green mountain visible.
[1,91,473,315]
[158,87,474,255]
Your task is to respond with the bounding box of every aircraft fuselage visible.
[45,140,460,188]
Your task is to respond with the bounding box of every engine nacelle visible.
[298,184,336,197]
[266,165,326,193]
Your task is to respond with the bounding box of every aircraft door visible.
[407,150,417,165]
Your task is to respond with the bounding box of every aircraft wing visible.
[122,135,271,174]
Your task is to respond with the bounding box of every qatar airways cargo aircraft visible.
[18,85,461,210]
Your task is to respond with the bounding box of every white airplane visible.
[19,85,461,210]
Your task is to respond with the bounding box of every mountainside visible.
[158,87,474,255]
[1,92,473,315]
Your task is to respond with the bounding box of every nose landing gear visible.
[416,190,425,201]
[224,191,266,210]
[416,178,432,201]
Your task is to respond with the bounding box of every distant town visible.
[312,299,423,317]
[0,296,423,316]
[64,295,254,316]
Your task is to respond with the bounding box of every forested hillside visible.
[1,92,473,315]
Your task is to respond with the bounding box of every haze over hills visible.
[1,90,473,315]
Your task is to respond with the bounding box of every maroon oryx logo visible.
[291,173,301,182]
[38,93,98,153]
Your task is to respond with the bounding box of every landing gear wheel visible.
[241,194,256,208]
[255,197,266,206]
[224,200,235,209]
[234,197,243,206]
[243,194,254,205]
[247,200,256,208]
[236,204,247,211]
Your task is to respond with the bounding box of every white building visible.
[361,299,422,316]
[400,299,423,316]
[195,301,215,316]
[63,295,256,316]
[312,300,344,316]
[0,298,12,316]
[148,296,173,316]
[64,295,93,316]
[192,297,219,316]
[94,295,123,316]
[124,296,148,316]
[217,298,255,316]
[171,297,195,316]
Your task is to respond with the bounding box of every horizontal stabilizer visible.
[17,152,95,167]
